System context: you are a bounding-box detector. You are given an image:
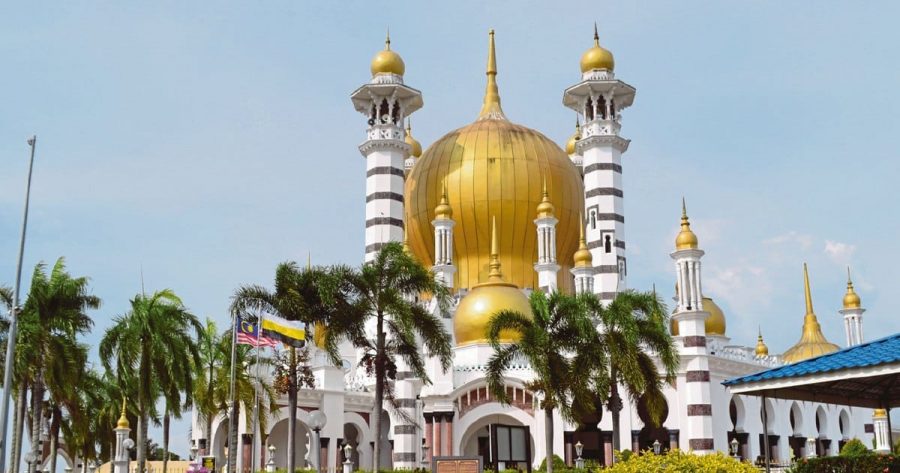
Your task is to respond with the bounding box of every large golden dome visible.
[405,30,584,292]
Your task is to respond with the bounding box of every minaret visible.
[113,399,133,473]
[565,118,583,174]
[840,267,865,347]
[670,200,715,454]
[350,32,423,261]
[404,119,422,173]
[563,25,636,303]
[571,213,595,294]
[432,183,456,288]
[534,178,560,292]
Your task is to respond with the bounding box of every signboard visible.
[201,456,216,473]
[433,456,482,473]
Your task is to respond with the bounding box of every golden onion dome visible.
[573,213,593,268]
[670,296,727,336]
[117,398,129,429]
[565,120,581,155]
[675,198,699,250]
[454,218,532,346]
[370,32,405,77]
[843,267,861,309]
[755,329,769,357]
[782,264,840,363]
[406,30,584,293]
[580,25,615,73]
[434,184,453,220]
[536,179,555,218]
[405,120,422,158]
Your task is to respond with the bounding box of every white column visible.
[873,410,890,453]
[534,214,560,292]
[840,308,865,347]
[432,218,456,288]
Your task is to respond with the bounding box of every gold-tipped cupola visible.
[675,198,699,250]
[580,23,615,73]
[405,120,422,158]
[843,267,862,309]
[434,183,453,220]
[573,213,593,268]
[536,178,556,218]
[117,398,129,429]
[755,328,769,357]
[565,118,581,155]
[370,31,405,77]
[782,264,840,363]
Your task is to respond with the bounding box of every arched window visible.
[604,235,612,253]
[585,97,594,121]
[598,96,607,120]
[590,210,597,229]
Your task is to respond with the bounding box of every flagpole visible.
[250,315,263,472]
[227,313,239,473]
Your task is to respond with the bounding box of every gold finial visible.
[385,28,391,50]
[117,397,130,429]
[593,22,599,47]
[404,118,422,157]
[573,211,593,267]
[803,263,814,315]
[675,197,699,250]
[435,180,453,219]
[478,29,507,120]
[536,176,555,217]
[843,266,861,309]
[488,216,503,281]
[755,327,769,357]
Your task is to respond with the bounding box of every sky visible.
[1,0,899,462]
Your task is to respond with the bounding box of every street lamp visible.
[0,135,38,473]
[266,445,276,473]
[574,441,584,469]
[652,439,661,455]
[308,411,327,473]
[342,444,353,473]
[806,437,817,458]
[88,461,98,473]
[730,438,739,458]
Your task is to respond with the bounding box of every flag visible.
[260,313,307,348]
[236,316,279,348]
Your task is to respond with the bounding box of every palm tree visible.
[45,339,90,473]
[338,242,453,469]
[485,291,605,473]
[99,289,201,473]
[18,259,98,473]
[193,319,222,455]
[230,261,352,473]
[585,290,679,457]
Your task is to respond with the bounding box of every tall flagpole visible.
[0,136,38,473]
[227,313,239,473]
[250,315,263,472]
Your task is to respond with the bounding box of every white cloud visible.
[763,231,813,249]
[824,240,856,265]
[703,263,775,315]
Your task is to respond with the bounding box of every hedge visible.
[789,455,900,473]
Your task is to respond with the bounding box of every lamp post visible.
[574,441,584,469]
[730,438,739,459]
[806,437,817,458]
[88,461,98,473]
[652,439,661,455]
[266,445,276,473]
[342,444,353,473]
[308,411,327,473]
[0,135,39,473]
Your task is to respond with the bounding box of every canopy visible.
[723,333,900,408]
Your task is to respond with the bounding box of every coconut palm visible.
[99,289,201,473]
[337,242,453,469]
[45,339,90,473]
[17,259,99,473]
[585,290,679,456]
[485,291,606,473]
[192,319,223,454]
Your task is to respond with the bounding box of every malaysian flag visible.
[236,316,279,348]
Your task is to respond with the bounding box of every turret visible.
[571,213,595,294]
[432,183,456,288]
[534,178,560,292]
[839,267,865,347]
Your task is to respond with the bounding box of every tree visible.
[192,319,223,454]
[585,290,678,457]
[485,291,606,473]
[45,339,90,473]
[230,262,350,473]
[338,242,453,469]
[17,259,98,473]
[99,289,201,473]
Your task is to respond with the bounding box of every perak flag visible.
[236,316,279,348]
[260,313,307,348]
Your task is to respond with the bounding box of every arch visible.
[267,416,312,469]
[789,402,803,436]
[760,398,776,434]
[457,405,535,469]
[211,416,230,467]
[342,411,373,471]
[839,409,851,439]
[815,406,828,437]
[637,394,669,452]
[730,396,746,432]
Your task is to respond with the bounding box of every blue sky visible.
[1,0,898,460]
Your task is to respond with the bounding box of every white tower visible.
[840,268,865,347]
[351,33,423,261]
[432,184,456,288]
[562,25,636,303]
[565,119,583,175]
[670,201,715,454]
[571,215,595,294]
[534,179,560,292]
[113,400,133,473]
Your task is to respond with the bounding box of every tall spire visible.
[593,22,600,47]
[478,29,507,121]
[675,197,699,250]
[783,263,840,363]
[488,216,504,281]
[385,28,391,50]
[117,397,129,428]
[803,262,814,315]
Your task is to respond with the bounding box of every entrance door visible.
[490,424,532,473]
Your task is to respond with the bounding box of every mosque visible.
[192,28,877,471]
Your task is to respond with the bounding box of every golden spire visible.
[566,117,582,155]
[755,327,769,357]
[478,29,507,121]
[573,212,593,267]
[580,23,615,73]
[117,397,129,429]
[782,263,840,363]
[536,176,555,217]
[404,119,422,158]
[434,181,453,219]
[843,266,861,309]
[488,216,504,281]
[385,29,391,50]
[675,197,699,250]
[593,22,600,47]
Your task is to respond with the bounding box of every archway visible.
[211,417,230,468]
[838,409,850,452]
[788,402,804,458]
[727,397,749,460]
[267,417,312,469]
[758,399,778,462]
[566,398,606,466]
[815,406,829,456]
[343,423,362,471]
[636,395,669,453]
[458,407,535,471]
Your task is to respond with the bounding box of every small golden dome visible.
[370,32,405,77]
[782,264,840,363]
[117,398,129,429]
[434,183,453,220]
[755,329,769,357]
[536,178,555,218]
[454,218,531,346]
[874,408,887,417]
[670,296,727,336]
[675,198,699,250]
[573,213,593,268]
[565,120,581,155]
[405,120,422,158]
[843,267,861,309]
[580,24,615,73]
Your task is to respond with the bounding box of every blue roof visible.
[723,332,900,386]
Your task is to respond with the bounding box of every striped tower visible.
[563,25,636,303]
[351,32,423,261]
[671,201,715,454]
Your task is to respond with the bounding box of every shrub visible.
[537,454,566,471]
[789,454,900,473]
[605,449,756,472]
[839,438,872,457]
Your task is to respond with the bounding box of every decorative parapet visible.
[707,338,782,367]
